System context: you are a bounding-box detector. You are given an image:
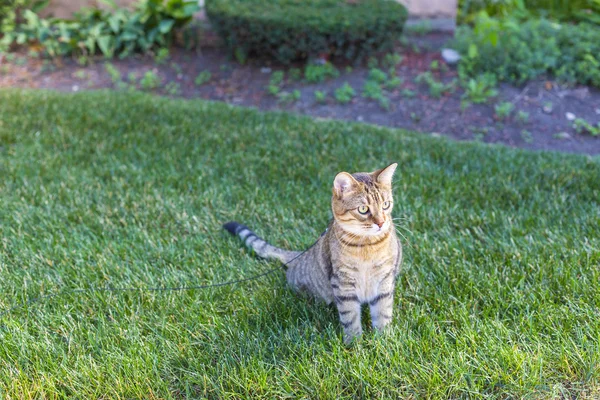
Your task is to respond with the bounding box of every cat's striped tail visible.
[223,221,300,265]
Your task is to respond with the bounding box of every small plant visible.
[385,76,403,89]
[140,70,162,90]
[234,47,247,65]
[334,82,356,104]
[416,72,455,99]
[155,48,170,64]
[127,72,138,83]
[521,130,533,143]
[105,63,122,85]
[74,70,87,80]
[165,81,181,96]
[345,66,353,74]
[362,81,390,110]
[573,118,600,136]
[170,62,183,76]
[461,73,498,107]
[430,60,439,71]
[494,101,515,120]
[304,63,339,83]
[516,110,530,124]
[383,53,402,69]
[289,68,302,81]
[401,89,416,98]
[368,68,388,84]
[314,90,327,104]
[278,90,301,104]
[267,71,285,96]
[194,70,212,86]
[410,112,421,123]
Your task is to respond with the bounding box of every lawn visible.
[0,89,599,398]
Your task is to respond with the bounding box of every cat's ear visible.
[333,172,358,198]
[374,163,398,185]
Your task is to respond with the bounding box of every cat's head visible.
[331,163,397,237]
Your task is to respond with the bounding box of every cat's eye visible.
[358,205,369,215]
[383,201,391,210]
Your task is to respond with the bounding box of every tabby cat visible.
[223,163,402,344]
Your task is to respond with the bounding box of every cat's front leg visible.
[332,279,362,344]
[369,272,395,332]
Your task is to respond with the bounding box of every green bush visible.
[205,0,408,64]
[458,0,594,23]
[454,15,600,88]
[1,0,199,58]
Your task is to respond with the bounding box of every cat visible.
[223,163,402,344]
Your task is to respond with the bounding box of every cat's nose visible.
[376,221,384,228]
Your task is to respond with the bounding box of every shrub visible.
[334,82,356,104]
[205,0,408,64]
[454,14,600,88]
[1,0,199,58]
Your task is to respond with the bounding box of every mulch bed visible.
[1,32,599,155]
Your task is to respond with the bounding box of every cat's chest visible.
[355,259,393,300]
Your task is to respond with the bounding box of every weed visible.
[334,82,356,104]
[367,56,379,69]
[494,101,515,120]
[362,81,390,110]
[516,110,530,124]
[165,81,181,96]
[154,48,170,64]
[140,71,162,90]
[278,89,301,104]
[521,130,533,143]
[314,90,327,104]
[268,71,285,96]
[416,72,455,99]
[461,73,498,108]
[194,71,212,86]
[368,68,388,84]
[383,53,402,69]
[304,63,339,83]
[573,118,600,136]
[401,89,416,98]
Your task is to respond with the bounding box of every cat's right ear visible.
[333,172,358,198]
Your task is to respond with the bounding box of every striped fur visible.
[223,163,402,344]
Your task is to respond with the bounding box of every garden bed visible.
[1,31,599,155]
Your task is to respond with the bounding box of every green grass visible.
[1,90,600,398]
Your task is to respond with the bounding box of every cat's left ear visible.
[374,163,398,185]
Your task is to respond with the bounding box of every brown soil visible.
[1,32,599,155]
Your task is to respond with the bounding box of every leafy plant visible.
[154,47,170,64]
[304,63,339,83]
[416,71,455,99]
[516,110,530,123]
[267,70,285,96]
[2,0,199,58]
[573,118,600,136]
[205,0,408,63]
[314,90,327,104]
[278,89,301,104]
[165,81,181,95]
[194,70,211,86]
[454,14,600,88]
[494,101,515,120]
[385,76,403,89]
[401,89,416,98]
[461,72,498,107]
[140,70,162,89]
[521,129,533,143]
[368,68,388,84]
[383,52,402,69]
[334,82,356,104]
[362,81,390,110]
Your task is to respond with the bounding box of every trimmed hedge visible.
[205,0,408,64]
